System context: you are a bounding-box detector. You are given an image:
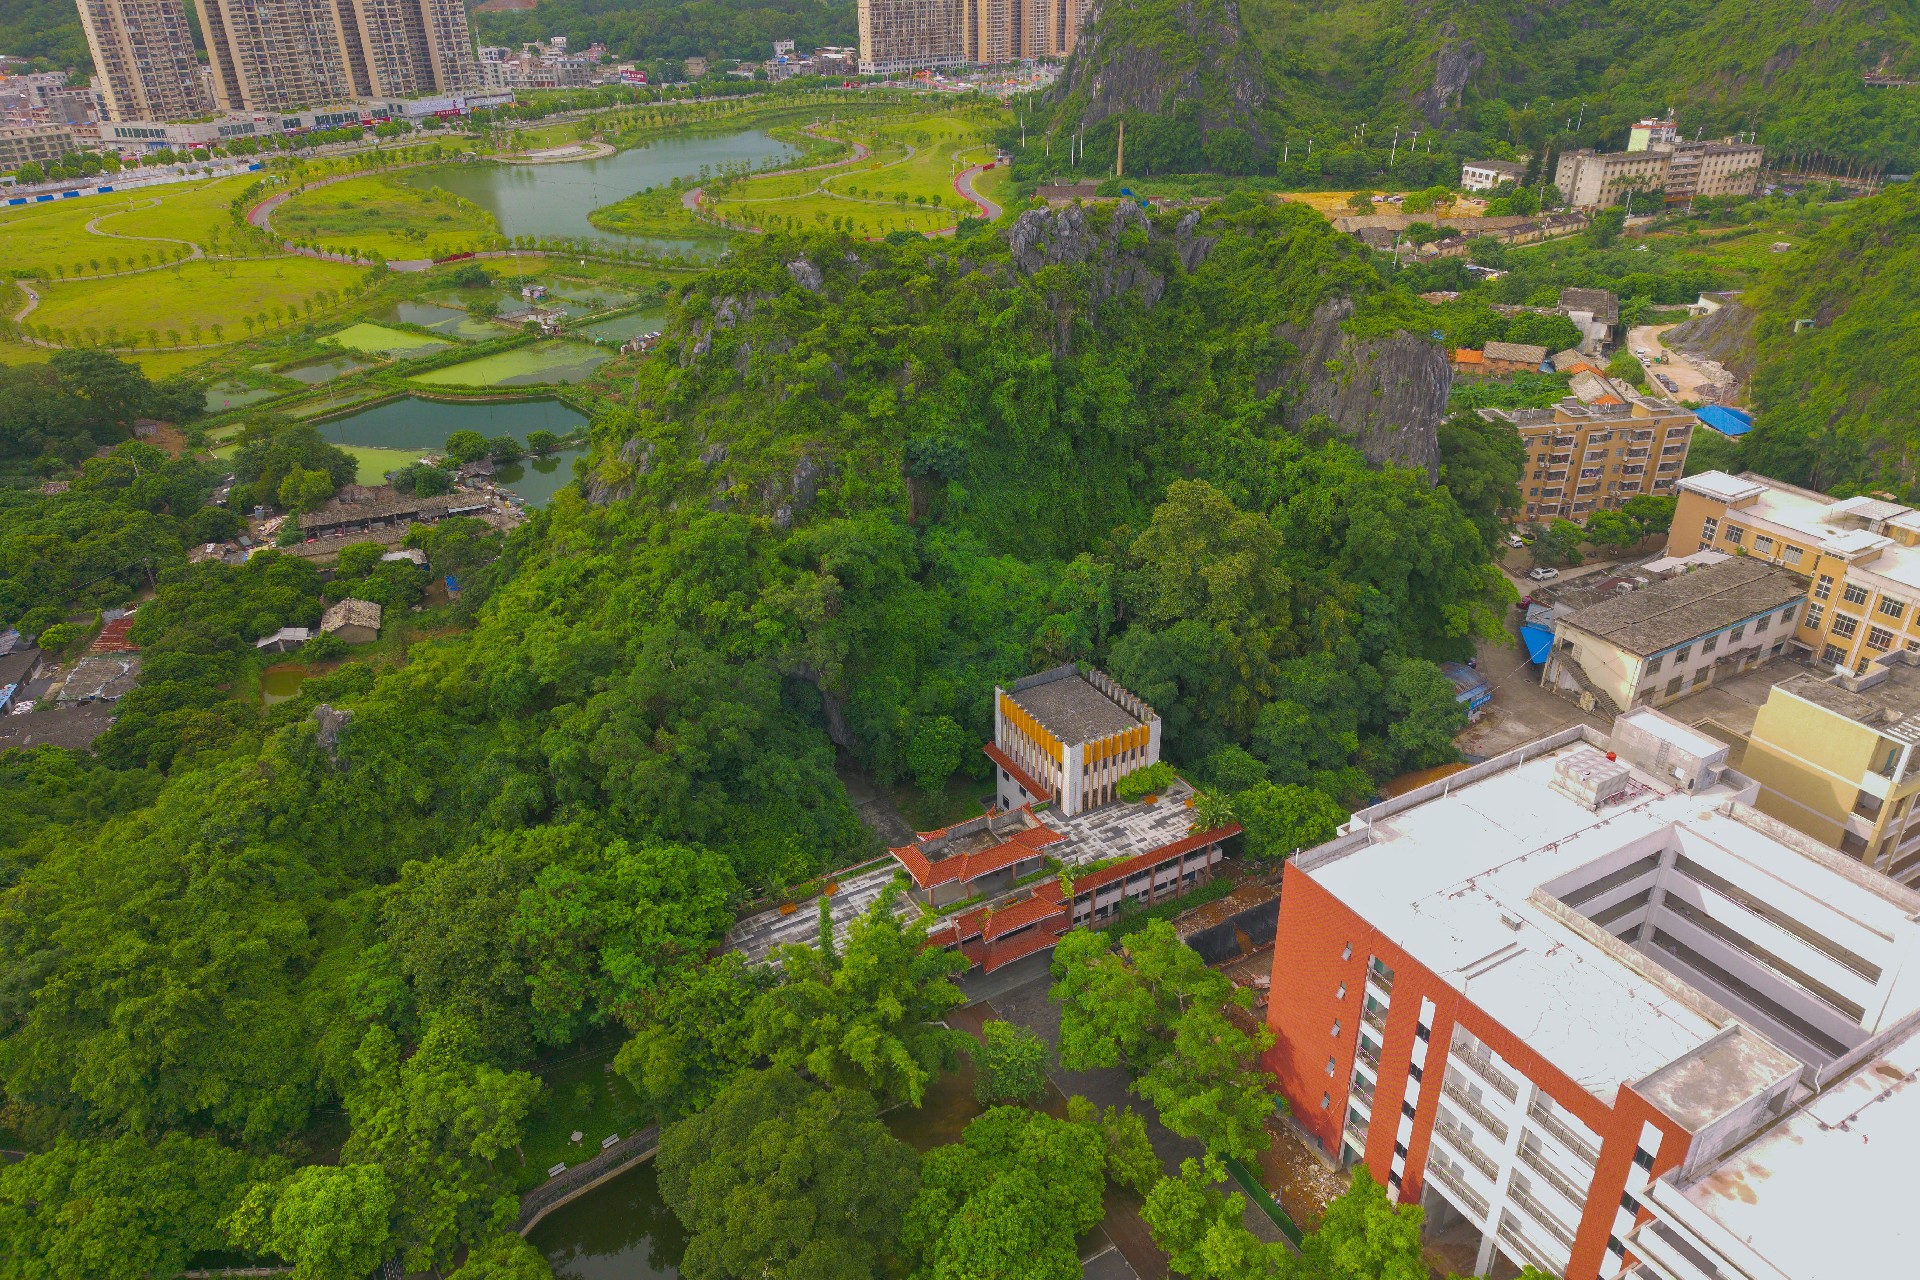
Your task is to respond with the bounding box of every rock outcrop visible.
[1269,298,1448,478]
[1050,0,1268,141]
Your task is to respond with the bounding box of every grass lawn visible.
[0,199,120,278]
[0,175,260,277]
[708,110,1000,239]
[0,340,47,367]
[325,322,453,354]
[275,174,498,260]
[30,256,363,346]
[132,349,221,379]
[511,1038,653,1193]
[89,174,259,248]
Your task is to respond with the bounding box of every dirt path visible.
[87,198,206,260]
[1631,323,1718,400]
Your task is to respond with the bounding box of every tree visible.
[0,1134,273,1280]
[277,465,336,514]
[451,1232,554,1278]
[615,954,766,1122]
[906,714,969,795]
[1584,508,1642,549]
[486,434,522,461]
[525,429,561,454]
[1298,1167,1425,1280]
[1537,517,1586,567]
[1346,190,1377,214]
[902,1106,1109,1280]
[1621,493,1676,536]
[224,1163,394,1280]
[231,416,355,510]
[1438,410,1526,554]
[749,888,968,1106]
[444,430,490,464]
[1142,1156,1289,1280]
[973,1019,1050,1105]
[656,1068,918,1280]
[1232,782,1343,861]
[1380,656,1467,775]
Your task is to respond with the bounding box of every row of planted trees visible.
[9,282,370,351]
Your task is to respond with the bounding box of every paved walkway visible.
[725,860,920,962]
[954,163,1002,219]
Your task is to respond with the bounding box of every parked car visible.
[1528,566,1560,581]
[1507,533,1527,548]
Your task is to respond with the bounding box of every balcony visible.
[1509,1184,1578,1253]
[1498,1213,1562,1276]
[1432,1110,1501,1180]
[1451,1040,1521,1102]
[1427,1159,1491,1221]
[1350,1072,1376,1107]
[1442,1077,1510,1144]
[1345,1117,1370,1151]
[1362,998,1388,1032]
[1518,1139,1590,1215]
[1368,959,1395,992]
[1356,1035,1382,1074]
[1527,1099,1600,1167]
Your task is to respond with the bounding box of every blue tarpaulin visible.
[1521,624,1556,664]
[1695,406,1754,438]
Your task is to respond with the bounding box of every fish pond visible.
[530,1161,684,1280]
[495,446,586,507]
[325,322,453,357]
[313,395,588,452]
[277,354,372,385]
[579,308,667,343]
[411,340,608,388]
[368,299,508,340]
[204,380,281,412]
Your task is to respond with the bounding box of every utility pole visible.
[1116,119,1124,177]
[1390,126,1399,167]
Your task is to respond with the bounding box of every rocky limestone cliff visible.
[1268,298,1447,479]
[1051,0,1269,139]
[1664,300,1760,383]
[1411,21,1485,124]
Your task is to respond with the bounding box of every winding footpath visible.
[953,163,1002,220]
[681,126,877,233]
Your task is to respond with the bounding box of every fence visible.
[514,1124,660,1234]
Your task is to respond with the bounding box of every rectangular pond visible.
[204,380,281,412]
[411,340,609,388]
[580,308,667,344]
[373,298,512,340]
[278,354,372,384]
[313,394,588,452]
[325,322,454,357]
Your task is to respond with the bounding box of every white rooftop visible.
[1680,470,1920,590]
[1301,723,1920,1105]
[1671,1022,1920,1280]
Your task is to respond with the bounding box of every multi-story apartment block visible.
[1555,138,1764,210]
[1741,652,1920,884]
[1540,557,1804,714]
[1483,393,1695,524]
[0,123,76,168]
[859,0,1084,73]
[1267,707,1920,1280]
[195,0,478,112]
[75,0,215,122]
[1671,471,1920,676]
[990,663,1160,818]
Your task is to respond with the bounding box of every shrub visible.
[300,632,350,663]
[34,621,87,653]
[1115,761,1178,803]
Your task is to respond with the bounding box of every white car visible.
[1507,533,1528,548]
[1528,566,1559,581]
[1634,347,1650,359]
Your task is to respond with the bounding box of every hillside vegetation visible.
[1043,0,1920,175]
[1727,182,1920,496]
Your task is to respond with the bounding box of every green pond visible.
[581,308,667,343]
[204,380,280,412]
[392,128,798,256]
[412,340,608,388]
[260,665,309,705]
[326,322,453,357]
[495,446,586,507]
[314,395,587,452]
[371,299,508,340]
[278,355,371,384]
[530,1161,685,1279]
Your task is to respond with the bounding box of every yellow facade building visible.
[1741,656,1920,886]
[989,665,1159,817]
[1481,394,1694,524]
[1671,472,1920,675]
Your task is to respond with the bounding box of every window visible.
[1724,525,1744,545]
[1336,982,1347,1000]
[1881,597,1907,620]
[1814,574,1835,601]
[1673,645,1692,663]
[1730,624,1746,642]
[1409,1062,1423,1081]
[1332,1020,1343,1037]
[1341,943,1353,961]
[1702,634,1719,653]
[1702,516,1719,542]
[1327,1056,1338,1076]
[1692,670,1710,688]
[1844,582,1870,606]
[1402,1101,1417,1119]
[1755,613,1771,632]
[1785,545,1803,565]
[1824,644,1849,665]
[1753,535,1774,555]
[1646,654,1663,674]
[1832,613,1860,639]
[1665,675,1684,697]
[1322,1092,1332,1110]
[1869,627,1895,651]
[1780,605,1798,626]
[1806,603,1825,629]
[1634,1148,1656,1171]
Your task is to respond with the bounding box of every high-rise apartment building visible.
[74,0,215,122]
[859,0,1084,74]
[195,0,479,112]
[1266,708,1920,1280]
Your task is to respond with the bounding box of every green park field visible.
[274,174,499,260]
[0,174,260,278]
[27,256,364,348]
[705,110,1002,239]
